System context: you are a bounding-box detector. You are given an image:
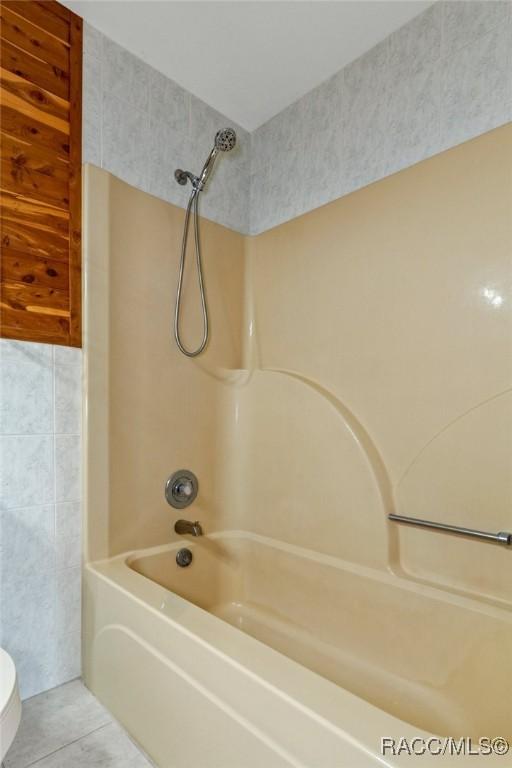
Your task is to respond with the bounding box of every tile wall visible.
[0,341,82,699]
[249,0,512,233]
[82,25,251,234]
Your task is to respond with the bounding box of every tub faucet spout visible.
[175,519,203,537]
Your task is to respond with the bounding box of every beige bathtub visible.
[84,531,511,767]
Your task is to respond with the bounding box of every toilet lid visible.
[0,648,17,713]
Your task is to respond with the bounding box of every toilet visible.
[0,649,21,761]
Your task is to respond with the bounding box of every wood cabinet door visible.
[1,0,82,347]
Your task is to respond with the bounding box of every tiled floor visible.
[5,679,154,768]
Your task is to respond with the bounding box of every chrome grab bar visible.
[388,513,512,547]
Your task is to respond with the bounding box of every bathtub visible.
[83,531,512,767]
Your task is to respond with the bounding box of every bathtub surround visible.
[83,166,246,559]
[0,341,82,699]
[84,122,512,598]
[83,125,512,764]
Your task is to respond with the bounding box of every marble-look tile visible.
[301,120,344,217]
[55,362,82,435]
[441,0,510,56]
[149,67,189,135]
[248,131,274,234]
[30,722,154,768]
[384,62,441,177]
[253,99,307,229]
[55,435,81,503]
[55,500,81,541]
[102,36,149,112]
[0,574,57,700]
[147,117,192,207]
[0,505,55,589]
[344,37,389,115]
[55,502,82,623]
[248,166,272,236]
[0,435,54,509]
[342,87,389,195]
[440,24,512,149]
[83,23,104,60]
[248,1,512,234]
[341,39,393,193]
[56,528,81,570]
[0,359,53,435]
[300,70,344,137]
[388,3,441,83]
[0,339,52,367]
[55,630,81,685]
[83,53,102,167]
[4,680,111,768]
[200,152,250,233]
[223,170,250,235]
[102,94,149,191]
[54,346,81,367]
[56,566,81,636]
[300,72,345,215]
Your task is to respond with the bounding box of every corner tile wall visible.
[0,341,82,699]
[82,25,250,234]
[249,0,512,234]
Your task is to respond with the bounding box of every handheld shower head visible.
[215,128,237,152]
[174,128,238,194]
[173,127,241,357]
[195,128,237,191]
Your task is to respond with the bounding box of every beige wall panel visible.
[84,166,245,557]
[247,124,512,598]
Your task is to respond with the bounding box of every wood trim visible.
[67,8,81,346]
[0,0,82,347]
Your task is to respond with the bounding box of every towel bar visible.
[388,513,512,546]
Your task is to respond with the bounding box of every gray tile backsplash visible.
[0,341,82,700]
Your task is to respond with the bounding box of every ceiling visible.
[64,1,433,131]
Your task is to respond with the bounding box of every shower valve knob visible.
[165,470,198,509]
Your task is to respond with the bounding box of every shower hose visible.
[174,187,208,357]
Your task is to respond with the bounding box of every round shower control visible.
[165,470,198,509]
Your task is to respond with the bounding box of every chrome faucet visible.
[174,519,203,537]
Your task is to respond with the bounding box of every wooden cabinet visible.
[0,0,82,347]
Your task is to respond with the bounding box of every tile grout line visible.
[18,721,112,768]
